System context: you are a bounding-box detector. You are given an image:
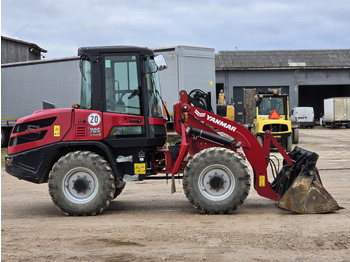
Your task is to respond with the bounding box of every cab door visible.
[102,53,146,146]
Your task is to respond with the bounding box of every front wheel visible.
[183,147,250,214]
[292,128,299,144]
[48,151,116,216]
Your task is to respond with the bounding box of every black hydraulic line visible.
[269,159,278,179]
[193,138,200,153]
[269,155,280,171]
[187,126,234,146]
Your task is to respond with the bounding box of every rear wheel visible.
[183,147,250,214]
[48,151,116,216]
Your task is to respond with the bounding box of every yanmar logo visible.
[207,115,237,132]
[194,109,237,132]
[194,109,206,118]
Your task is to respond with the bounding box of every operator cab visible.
[256,93,289,120]
[78,46,167,148]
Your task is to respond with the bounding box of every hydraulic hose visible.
[187,126,234,146]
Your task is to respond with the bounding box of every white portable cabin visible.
[154,46,216,119]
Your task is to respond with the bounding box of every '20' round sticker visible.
[88,113,101,126]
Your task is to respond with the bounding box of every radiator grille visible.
[263,124,288,132]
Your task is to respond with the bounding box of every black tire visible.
[114,183,126,199]
[48,151,116,216]
[286,135,293,152]
[292,128,299,144]
[183,147,250,214]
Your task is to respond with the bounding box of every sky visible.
[2,0,350,59]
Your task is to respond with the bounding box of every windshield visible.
[145,57,164,118]
[80,60,92,109]
[258,97,285,116]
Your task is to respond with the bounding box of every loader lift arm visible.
[173,91,342,214]
[173,90,291,201]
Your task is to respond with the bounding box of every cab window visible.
[104,55,141,115]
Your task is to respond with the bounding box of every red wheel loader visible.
[5,46,342,216]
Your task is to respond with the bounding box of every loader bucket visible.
[271,147,343,214]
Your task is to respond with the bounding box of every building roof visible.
[1,36,47,53]
[215,49,350,70]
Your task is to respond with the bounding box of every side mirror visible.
[154,55,167,71]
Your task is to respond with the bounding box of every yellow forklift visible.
[253,90,298,152]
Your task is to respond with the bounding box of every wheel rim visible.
[198,164,235,201]
[62,167,99,204]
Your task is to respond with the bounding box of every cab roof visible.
[78,46,154,57]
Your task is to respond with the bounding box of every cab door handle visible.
[129,119,141,123]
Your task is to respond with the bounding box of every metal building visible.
[215,50,350,123]
[1,36,47,63]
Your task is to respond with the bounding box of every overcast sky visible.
[2,0,350,59]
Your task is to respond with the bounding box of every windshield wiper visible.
[155,88,171,121]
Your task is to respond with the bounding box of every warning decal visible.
[134,163,146,174]
[259,175,265,187]
[54,125,60,137]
